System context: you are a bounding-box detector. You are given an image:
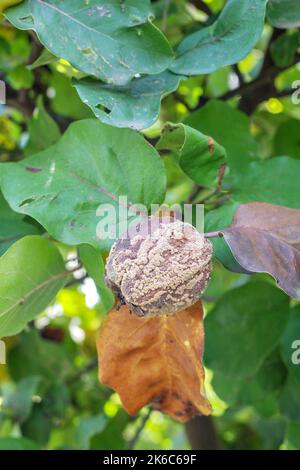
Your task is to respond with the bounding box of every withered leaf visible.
[97,302,211,422]
[219,202,300,299]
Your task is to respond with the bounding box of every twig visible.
[127,408,152,450]
[174,92,193,112]
[189,0,211,16]
[204,231,222,238]
[232,64,244,86]
[186,416,221,450]
[65,274,88,288]
[67,357,98,385]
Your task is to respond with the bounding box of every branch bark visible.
[188,0,211,16]
[186,415,221,450]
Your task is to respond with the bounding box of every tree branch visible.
[188,0,211,16]
[186,416,221,450]
[67,357,98,385]
[127,408,152,450]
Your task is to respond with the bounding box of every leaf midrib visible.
[0,269,69,319]
[177,2,261,57]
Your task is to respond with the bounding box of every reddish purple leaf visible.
[218,202,300,299]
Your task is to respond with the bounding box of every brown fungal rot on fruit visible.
[105,216,213,317]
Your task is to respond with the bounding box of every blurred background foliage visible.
[0,0,300,450]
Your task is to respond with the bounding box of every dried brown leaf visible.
[97,302,211,422]
[221,202,300,298]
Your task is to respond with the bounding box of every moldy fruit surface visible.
[105,216,212,317]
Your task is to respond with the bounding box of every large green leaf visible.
[157,122,227,189]
[212,349,286,416]
[170,0,267,76]
[0,236,68,338]
[267,0,300,28]
[0,192,41,256]
[74,71,184,130]
[233,157,300,209]
[5,0,173,85]
[184,100,259,186]
[205,281,289,379]
[0,120,166,251]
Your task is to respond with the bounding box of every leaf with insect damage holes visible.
[0,193,41,256]
[73,71,184,131]
[97,302,211,422]
[157,123,227,189]
[217,202,300,299]
[5,0,173,86]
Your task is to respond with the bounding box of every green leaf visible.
[157,122,227,189]
[280,374,300,421]
[90,409,129,450]
[25,96,61,157]
[0,236,68,338]
[206,66,231,98]
[271,32,300,68]
[255,417,286,449]
[75,413,107,450]
[205,281,289,379]
[79,244,114,313]
[28,48,57,70]
[2,376,41,424]
[7,329,73,383]
[0,192,41,256]
[233,157,300,209]
[267,0,300,28]
[170,0,267,76]
[0,437,39,450]
[285,422,300,449]
[21,404,52,446]
[0,120,166,251]
[212,349,287,416]
[21,382,70,445]
[205,202,250,273]
[7,64,34,90]
[4,1,33,29]
[184,100,259,186]
[281,306,300,384]
[50,71,93,120]
[274,119,300,160]
[6,0,173,85]
[74,71,184,130]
